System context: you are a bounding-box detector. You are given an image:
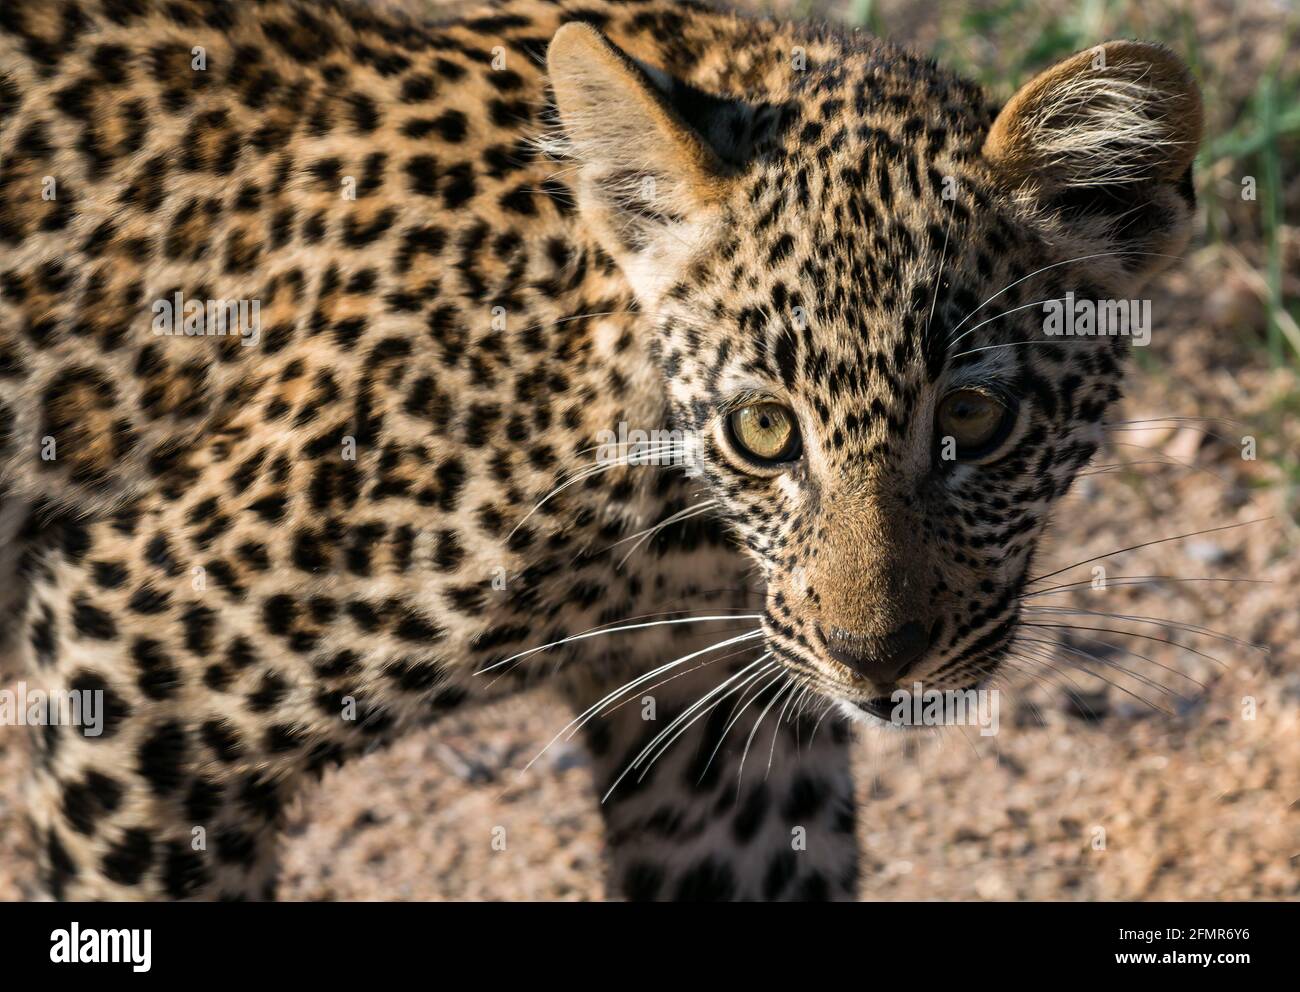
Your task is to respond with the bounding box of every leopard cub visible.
[0,0,1200,900]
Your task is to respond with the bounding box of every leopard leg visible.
[27,731,284,902]
[562,656,860,901]
[17,554,290,901]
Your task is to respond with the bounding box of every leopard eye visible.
[727,402,801,464]
[935,389,1012,460]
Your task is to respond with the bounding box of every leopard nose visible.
[819,621,930,684]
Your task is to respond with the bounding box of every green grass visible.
[1197,21,1300,366]
[848,0,882,34]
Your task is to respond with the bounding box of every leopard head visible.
[548,22,1202,722]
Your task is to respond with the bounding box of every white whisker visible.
[475,613,763,675]
[1026,518,1270,586]
[946,250,1182,340]
[612,500,719,568]
[507,443,693,540]
[632,660,780,787]
[694,663,787,786]
[735,672,794,792]
[521,629,765,774]
[600,655,774,803]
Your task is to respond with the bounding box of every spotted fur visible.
[0,0,1199,900]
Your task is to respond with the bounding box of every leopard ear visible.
[983,41,1203,287]
[546,23,740,298]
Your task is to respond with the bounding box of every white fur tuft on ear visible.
[1019,74,1185,187]
[985,41,1202,192]
[984,41,1203,286]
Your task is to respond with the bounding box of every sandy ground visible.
[0,0,1296,901]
